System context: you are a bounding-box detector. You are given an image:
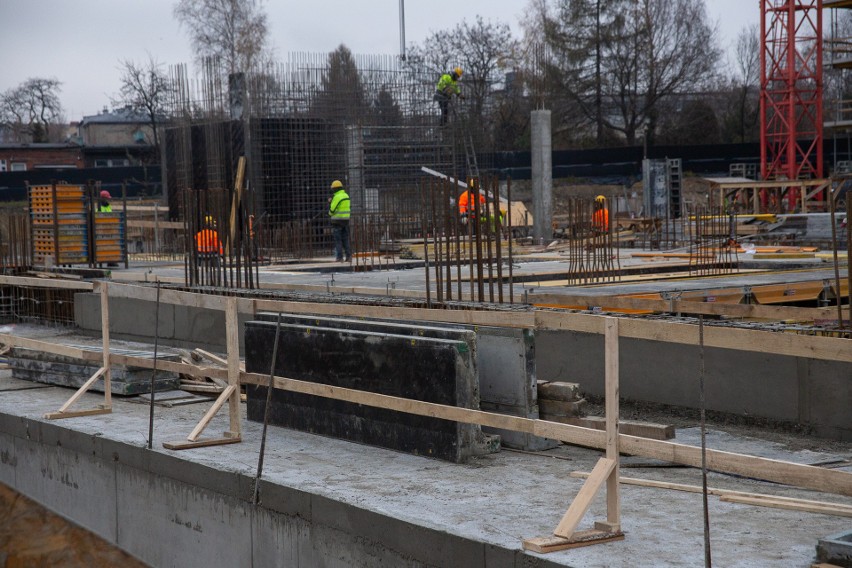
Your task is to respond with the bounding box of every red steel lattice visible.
[760,0,823,208]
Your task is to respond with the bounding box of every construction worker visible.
[97,190,112,212]
[195,215,223,267]
[592,195,609,233]
[434,67,463,126]
[458,185,486,226]
[328,180,351,262]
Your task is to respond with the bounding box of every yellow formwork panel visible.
[752,282,824,304]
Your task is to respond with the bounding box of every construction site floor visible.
[1,327,850,567]
[116,254,847,303]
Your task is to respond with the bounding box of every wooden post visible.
[101,281,112,408]
[597,317,621,532]
[225,296,241,438]
[522,315,625,553]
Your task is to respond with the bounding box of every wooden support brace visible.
[554,457,616,539]
[162,385,240,450]
[43,366,112,420]
[187,385,236,442]
[162,298,243,451]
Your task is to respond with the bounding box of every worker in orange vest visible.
[195,215,223,266]
[458,187,486,225]
[592,195,609,233]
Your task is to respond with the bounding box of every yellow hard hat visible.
[454,67,463,77]
[204,215,216,227]
[330,180,344,190]
[595,195,606,203]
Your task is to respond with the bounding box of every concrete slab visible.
[0,376,850,567]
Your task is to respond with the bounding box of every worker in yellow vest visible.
[328,180,351,262]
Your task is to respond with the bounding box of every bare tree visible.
[406,16,517,145]
[720,24,760,143]
[525,0,720,146]
[173,0,271,74]
[0,77,63,143]
[113,54,173,149]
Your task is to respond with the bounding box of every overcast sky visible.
[0,0,758,121]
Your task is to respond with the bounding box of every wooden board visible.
[570,471,852,517]
[162,436,242,450]
[240,370,852,497]
[565,416,675,440]
[523,529,625,553]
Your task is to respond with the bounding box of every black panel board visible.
[245,321,476,462]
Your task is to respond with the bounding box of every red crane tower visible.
[760,0,824,210]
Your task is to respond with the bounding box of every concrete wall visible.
[536,330,852,441]
[0,414,564,568]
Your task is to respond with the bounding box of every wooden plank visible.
[100,282,111,408]
[225,297,241,437]
[570,471,852,517]
[107,282,254,313]
[564,417,675,440]
[522,530,624,553]
[0,275,93,291]
[240,370,852,496]
[195,348,244,374]
[187,385,236,442]
[527,291,848,322]
[99,283,852,362]
[43,407,111,420]
[252,298,536,329]
[0,334,96,361]
[162,436,242,450]
[604,318,620,531]
[240,370,608,448]
[615,434,852,497]
[719,494,852,518]
[554,457,616,539]
[617,317,852,363]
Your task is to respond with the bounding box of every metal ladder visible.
[451,103,479,181]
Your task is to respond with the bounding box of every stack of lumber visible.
[177,348,245,400]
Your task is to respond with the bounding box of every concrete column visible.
[345,125,365,213]
[531,110,552,242]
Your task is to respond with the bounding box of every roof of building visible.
[79,106,152,125]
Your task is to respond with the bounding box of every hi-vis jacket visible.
[436,73,460,97]
[329,189,351,223]
[195,229,223,255]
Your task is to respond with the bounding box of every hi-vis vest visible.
[329,189,351,222]
[195,229,223,254]
[436,73,460,97]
